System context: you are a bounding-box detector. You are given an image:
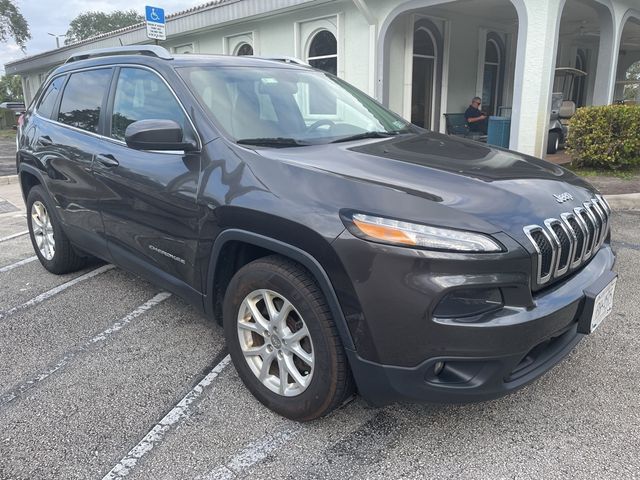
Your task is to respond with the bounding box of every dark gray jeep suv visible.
[16,46,616,421]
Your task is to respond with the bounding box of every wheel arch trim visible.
[206,229,356,351]
[18,164,46,202]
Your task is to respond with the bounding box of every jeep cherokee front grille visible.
[523,195,610,287]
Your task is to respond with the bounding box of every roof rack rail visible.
[65,45,173,64]
[256,56,310,66]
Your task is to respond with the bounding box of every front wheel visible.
[223,255,353,421]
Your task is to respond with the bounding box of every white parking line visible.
[201,428,301,480]
[0,264,115,320]
[101,355,232,480]
[0,230,28,242]
[0,255,37,273]
[0,292,172,407]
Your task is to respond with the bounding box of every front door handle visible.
[96,154,119,167]
[38,135,53,146]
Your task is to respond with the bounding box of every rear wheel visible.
[547,131,560,154]
[26,186,86,274]
[223,255,353,421]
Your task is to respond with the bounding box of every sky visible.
[1,0,200,73]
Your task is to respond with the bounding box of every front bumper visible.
[336,236,616,405]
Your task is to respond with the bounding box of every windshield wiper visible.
[237,137,310,148]
[330,130,407,144]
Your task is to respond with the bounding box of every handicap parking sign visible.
[145,6,166,40]
[145,6,165,24]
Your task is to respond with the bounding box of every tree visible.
[65,10,144,45]
[624,61,640,103]
[0,0,31,50]
[0,74,23,102]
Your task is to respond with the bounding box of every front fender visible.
[205,228,357,351]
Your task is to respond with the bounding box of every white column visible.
[352,0,378,96]
[20,76,31,105]
[509,0,565,157]
[591,10,619,105]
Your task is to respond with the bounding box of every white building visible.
[4,0,640,158]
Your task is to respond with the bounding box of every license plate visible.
[579,273,617,335]
[589,277,617,333]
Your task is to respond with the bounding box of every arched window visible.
[481,33,505,116]
[411,23,439,129]
[572,49,587,107]
[307,30,337,75]
[235,43,254,56]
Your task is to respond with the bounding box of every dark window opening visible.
[236,43,254,56]
[308,30,338,75]
[481,34,506,117]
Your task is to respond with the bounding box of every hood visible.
[249,132,598,244]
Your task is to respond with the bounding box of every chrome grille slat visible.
[583,202,601,253]
[524,197,610,287]
[590,199,608,247]
[562,213,586,267]
[575,207,594,260]
[546,219,573,276]
[523,225,556,285]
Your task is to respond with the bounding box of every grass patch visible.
[566,163,640,180]
[0,128,17,140]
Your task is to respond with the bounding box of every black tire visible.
[547,131,560,154]
[223,255,354,421]
[26,185,86,274]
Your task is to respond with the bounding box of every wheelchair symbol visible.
[150,8,160,21]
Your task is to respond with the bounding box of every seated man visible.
[464,97,488,135]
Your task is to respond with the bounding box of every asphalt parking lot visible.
[0,178,639,479]
[0,139,16,178]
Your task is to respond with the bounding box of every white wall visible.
[162,1,372,93]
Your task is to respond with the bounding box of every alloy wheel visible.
[31,200,55,260]
[237,289,314,397]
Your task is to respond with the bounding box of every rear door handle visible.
[96,154,119,167]
[38,136,53,146]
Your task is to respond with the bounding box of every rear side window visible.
[58,69,112,133]
[111,67,186,141]
[36,76,65,119]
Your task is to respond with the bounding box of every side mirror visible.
[124,119,196,152]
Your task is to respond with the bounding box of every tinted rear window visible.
[58,69,112,133]
[36,76,65,119]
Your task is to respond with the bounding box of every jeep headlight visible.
[347,213,502,253]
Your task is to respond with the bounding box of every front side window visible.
[58,69,112,133]
[37,76,65,119]
[307,30,337,75]
[111,67,186,141]
[179,66,412,144]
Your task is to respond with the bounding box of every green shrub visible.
[567,105,640,170]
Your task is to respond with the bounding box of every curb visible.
[605,193,640,211]
[0,175,19,185]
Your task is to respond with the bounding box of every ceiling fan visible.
[622,35,640,49]
[561,20,600,38]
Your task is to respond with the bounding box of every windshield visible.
[178,66,414,146]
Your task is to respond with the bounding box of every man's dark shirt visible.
[464,106,486,133]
